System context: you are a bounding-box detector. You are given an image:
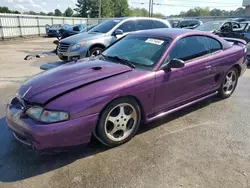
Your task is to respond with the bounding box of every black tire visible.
[218,67,238,99]
[88,47,104,57]
[96,97,141,147]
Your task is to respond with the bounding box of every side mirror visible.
[162,58,185,70]
[114,29,124,36]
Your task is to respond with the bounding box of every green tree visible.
[0,6,19,14]
[47,12,54,16]
[0,6,12,13]
[65,7,74,17]
[54,9,62,16]
[234,7,245,16]
[210,9,222,16]
[75,0,99,18]
[100,0,114,17]
[130,8,148,17]
[112,0,129,17]
[39,12,46,16]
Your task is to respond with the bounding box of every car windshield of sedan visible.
[196,21,224,31]
[51,24,62,28]
[88,19,122,33]
[102,35,171,68]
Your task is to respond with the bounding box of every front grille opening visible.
[58,43,70,52]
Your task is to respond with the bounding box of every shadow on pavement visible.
[40,60,66,70]
[0,96,222,182]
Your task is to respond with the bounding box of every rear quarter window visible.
[206,37,222,53]
[153,21,169,28]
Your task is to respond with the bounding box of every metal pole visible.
[99,0,101,22]
[149,0,151,17]
[151,0,154,17]
[148,0,152,17]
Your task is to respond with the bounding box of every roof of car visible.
[132,28,208,39]
[109,17,166,21]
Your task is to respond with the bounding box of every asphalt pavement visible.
[0,37,250,188]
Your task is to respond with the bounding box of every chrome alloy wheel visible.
[223,70,237,95]
[104,103,137,142]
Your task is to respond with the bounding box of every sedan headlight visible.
[71,41,85,51]
[26,106,69,123]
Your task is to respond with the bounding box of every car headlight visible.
[71,41,85,51]
[26,106,69,123]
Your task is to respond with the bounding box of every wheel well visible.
[233,64,241,75]
[89,44,106,52]
[87,44,106,57]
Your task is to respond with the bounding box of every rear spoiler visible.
[222,37,247,45]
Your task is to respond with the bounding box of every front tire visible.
[89,47,103,57]
[218,67,238,98]
[96,98,141,147]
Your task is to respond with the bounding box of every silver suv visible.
[57,17,171,61]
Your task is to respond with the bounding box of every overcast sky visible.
[2,0,244,16]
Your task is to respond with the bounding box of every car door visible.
[110,20,136,43]
[154,36,212,112]
[220,22,233,37]
[115,20,136,39]
[179,20,189,28]
[205,37,224,90]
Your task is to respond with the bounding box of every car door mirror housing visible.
[162,58,185,70]
[114,29,124,36]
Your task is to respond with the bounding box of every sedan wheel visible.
[219,67,238,98]
[97,98,141,146]
[89,47,103,57]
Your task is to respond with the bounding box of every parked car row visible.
[46,24,87,38]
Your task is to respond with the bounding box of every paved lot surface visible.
[0,37,250,188]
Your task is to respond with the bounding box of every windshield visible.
[81,24,97,33]
[102,35,171,68]
[51,24,62,28]
[89,19,122,33]
[196,21,224,31]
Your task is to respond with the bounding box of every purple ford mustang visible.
[6,29,247,151]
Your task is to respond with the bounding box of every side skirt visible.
[146,91,218,122]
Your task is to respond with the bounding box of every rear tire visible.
[96,98,141,147]
[218,67,238,98]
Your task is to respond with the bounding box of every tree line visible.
[0,2,245,18]
[0,6,74,17]
[169,7,245,17]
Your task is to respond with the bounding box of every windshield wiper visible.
[105,55,136,68]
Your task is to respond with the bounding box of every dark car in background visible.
[59,24,86,40]
[57,17,171,61]
[226,18,247,22]
[47,24,71,37]
[169,19,202,29]
[196,20,250,42]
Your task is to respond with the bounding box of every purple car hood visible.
[19,59,132,104]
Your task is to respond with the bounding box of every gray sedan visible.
[57,17,171,61]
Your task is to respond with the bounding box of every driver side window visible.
[117,21,135,33]
[168,36,209,62]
